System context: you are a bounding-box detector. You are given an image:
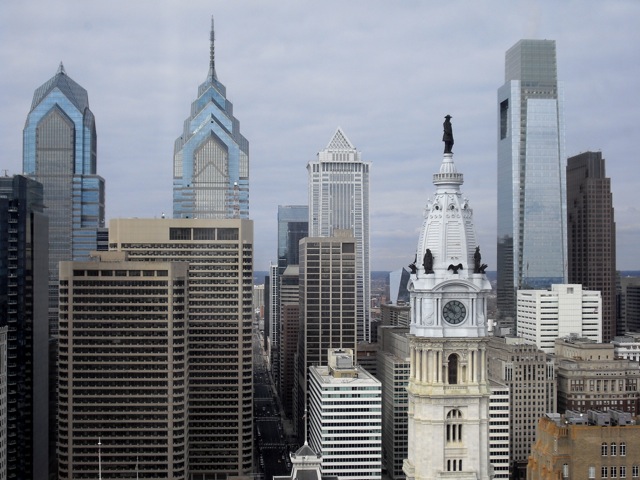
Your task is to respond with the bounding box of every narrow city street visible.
[254,331,291,480]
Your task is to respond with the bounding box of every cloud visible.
[1,0,639,272]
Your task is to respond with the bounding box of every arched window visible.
[448,354,459,385]
[601,442,608,456]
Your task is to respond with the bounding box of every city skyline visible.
[1,1,639,272]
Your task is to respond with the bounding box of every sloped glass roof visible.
[30,63,89,113]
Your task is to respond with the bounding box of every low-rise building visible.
[555,336,640,414]
[527,410,640,479]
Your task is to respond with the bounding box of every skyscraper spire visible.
[209,16,217,81]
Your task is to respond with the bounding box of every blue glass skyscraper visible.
[173,18,249,219]
[497,40,567,328]
[23,63,105,335]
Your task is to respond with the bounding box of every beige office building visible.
[109,218,254,478]
[58,252,189,479]
[555,336,640,414]
[487,336,556,474]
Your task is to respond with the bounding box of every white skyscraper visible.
[308,349,382,480]
[517,284,602,353]
[308,128,371,342]
[403,118,493,479]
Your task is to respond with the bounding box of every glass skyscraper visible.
[308,128,370,342]
[23,63,105,336]
[0,175,50,480]
[497,40,567,328]
[173,18,249,219]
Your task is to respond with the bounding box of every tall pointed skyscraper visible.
[496,40,567,330]
[23,63,105,335]
[403,118,492,479]
[308,128,371,342]
[173,17,249,219]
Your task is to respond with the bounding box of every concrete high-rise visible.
[517,284,602,352]
[308,129,370,342]
[308,349,382,480]
[108,218,254,478]
[567,151,616,341]
[173,18,249,220]
[293,231,357,442]
[0,175,49,480]
[497,39,567,330]
[487,336,556,475]
[23,64,105,336]
[403,122,493,479]
[57,252,189,479]
[376,326,409,480]
[279,265,300,420]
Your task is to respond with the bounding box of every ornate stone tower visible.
[403,118,493,480]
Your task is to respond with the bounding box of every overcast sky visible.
[1,1,639,272]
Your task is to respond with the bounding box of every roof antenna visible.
[58,61,66,75]
[209,16,217,81]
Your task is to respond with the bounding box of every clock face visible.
[443,300,467,325]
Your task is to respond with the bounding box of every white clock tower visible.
[403,117,493,480]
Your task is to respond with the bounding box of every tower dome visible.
[407,117,491,338]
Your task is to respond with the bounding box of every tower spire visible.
[209,16,217,81]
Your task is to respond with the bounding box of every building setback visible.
[308,349,382,480]
[57,252,188,479]
[173,18,249,220]
[108,218,254,478]
[567,151,617,341]
[497,39,567,330]
[0,175,49,480]
[308,129,370,342]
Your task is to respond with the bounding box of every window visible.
[621,442,626,456]
[602,443,608,456]
[611,443,617,456]
[446,409,463,443]
[633,465,639,478]
[588,466,595,479]
[170,228,191,240]
[621,466,626,479]
[612,466,617,478]
[602,466,608,478]
[448,354,459,385]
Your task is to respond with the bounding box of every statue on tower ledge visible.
[443,114,454,154]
